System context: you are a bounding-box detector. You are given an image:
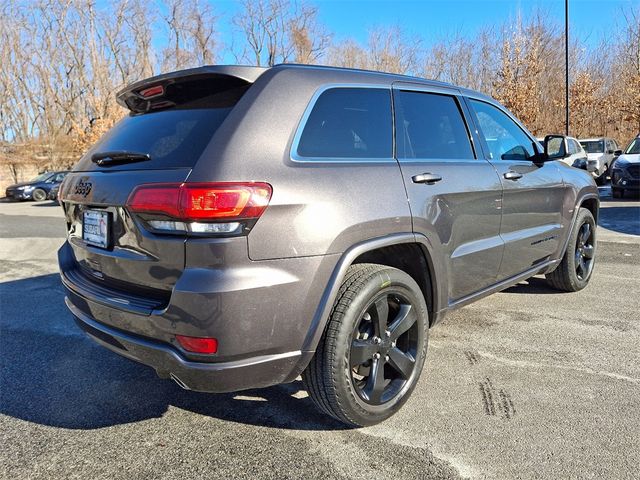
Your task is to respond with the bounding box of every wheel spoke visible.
[363,357,386,403]
[387,347,415,379]
[574,249,582,267]
[388,304,416,341]
[350,340,377,367]
[580,223,591,245]
[371,296,389,336]
[582,244,594,259]
[577,257,586,278]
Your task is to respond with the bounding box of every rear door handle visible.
[504,171,523,180]
[412,173,442,184]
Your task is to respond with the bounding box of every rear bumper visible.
[59,240,335,392]
[68,297,306,392]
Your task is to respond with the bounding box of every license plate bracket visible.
[82,209,110,249]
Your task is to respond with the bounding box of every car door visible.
[392,84,504,302]
[466,98,566,281]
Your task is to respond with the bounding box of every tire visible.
[31,188,47,202]
[545,208,596,292]
[612,188,623,199]
[303,263,429,427]
[595,170,606,186]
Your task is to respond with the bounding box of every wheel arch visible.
[300,233,444,356]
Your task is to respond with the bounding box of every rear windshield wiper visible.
[91,151,151,166]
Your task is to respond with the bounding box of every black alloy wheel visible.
[574,222,595,281]
[349,292,419,405]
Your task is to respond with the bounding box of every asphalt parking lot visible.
[1,188,638,480]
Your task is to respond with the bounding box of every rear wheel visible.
[546,208,596,292]
[31,188,46,202]
[303,263,429,427]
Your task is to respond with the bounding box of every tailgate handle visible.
[412,173,442,184]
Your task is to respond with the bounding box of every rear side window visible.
[74,81,249,171]
[394,91,474,159]
[470,100,535,161]
[295,88,392,160]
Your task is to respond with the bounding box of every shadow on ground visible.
[598,205,640,236]
[0,273,346,432]
[502,276,563,295]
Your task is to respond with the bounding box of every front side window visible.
[296,88,392,159]
[470,99,535,161]
[394,91,474,160]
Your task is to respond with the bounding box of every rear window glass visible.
[296,88,392,160]
[74,84,248,171]
[580,140,604,154]
[395,91,474,159]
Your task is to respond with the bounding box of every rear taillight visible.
[126,182,272,235]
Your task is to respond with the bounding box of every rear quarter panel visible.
[188,67,413,260]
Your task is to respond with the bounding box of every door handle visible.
[504,171,523,180]
[412,173,442,184]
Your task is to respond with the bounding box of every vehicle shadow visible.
[32,201,60,207]
[598,205,640,236]
[0,273,348,431]
[502,276,563,295]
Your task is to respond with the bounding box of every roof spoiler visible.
[116,65,268,113]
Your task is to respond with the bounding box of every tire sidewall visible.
[331,268,429,426]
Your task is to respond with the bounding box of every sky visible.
[213,0,635,62]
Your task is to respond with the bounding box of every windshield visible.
[625,138,640,155]
[30,173,51,182]
[580,140,604,154]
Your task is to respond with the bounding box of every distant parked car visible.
[4,171,68,202]
[47,183,61,203]
[539,136,588,171]
[579,137,620,185]
[610,135,640,198]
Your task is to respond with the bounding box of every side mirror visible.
[544,134,568,160]
[607,149,614,154]
[614,149,623,157]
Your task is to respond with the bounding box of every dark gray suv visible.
[58,64,599,426]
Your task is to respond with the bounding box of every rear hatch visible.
[60,67,265,307]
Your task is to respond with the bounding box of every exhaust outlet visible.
[170,373,191,390]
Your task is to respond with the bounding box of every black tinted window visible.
[74,84,248,171]
[296,88,392,159]
[470,100,535,161]
[395,91,474,159]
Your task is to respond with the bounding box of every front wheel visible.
[303,263,429,427]
[545,208,596,292]
[31,188,47,202]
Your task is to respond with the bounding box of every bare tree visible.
[233,0,330,66]
[329,25,420,75]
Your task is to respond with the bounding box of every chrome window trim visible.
[289,84,396,164]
